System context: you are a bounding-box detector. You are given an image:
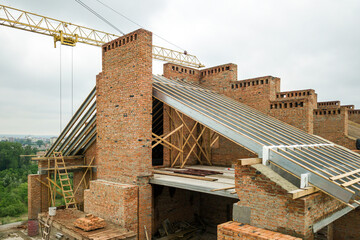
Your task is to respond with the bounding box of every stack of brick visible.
[218,221,302,240]
[74,214,106,231]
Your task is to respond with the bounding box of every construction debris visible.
[74,214,106,232]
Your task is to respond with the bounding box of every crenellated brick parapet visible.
[317,101,340,109]
[269,98,314,133]
[276,89,315,100]
[163,63,200,83]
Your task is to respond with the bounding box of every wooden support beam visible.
[210,186,235,192]
[288,187,318,199]
[239,158,262,166]
[32,155,84,161]
[153,170,217,181]
[73,157,95,195]
[39,165,96,171]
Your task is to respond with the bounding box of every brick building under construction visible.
[28,29,360,240]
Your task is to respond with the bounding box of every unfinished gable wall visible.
[269,90,317,133]
[349,110,360,124]
[234,163,343,239]
[314,107,356,149]
[211,136,256,166]
[200,64,237,94]
[163,63,200,84]
[228,76,280,113]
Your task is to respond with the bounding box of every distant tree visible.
[0,142,37,170]
[36,140,44,147]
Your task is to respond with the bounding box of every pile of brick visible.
[74,214,106,231]
[218,221,302,240]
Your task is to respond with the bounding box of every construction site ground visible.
[0,224,41,240]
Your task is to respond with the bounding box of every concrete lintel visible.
[150,174,238,199]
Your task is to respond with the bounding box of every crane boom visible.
[0,4,205,68]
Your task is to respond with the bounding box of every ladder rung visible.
[64,196,75,199]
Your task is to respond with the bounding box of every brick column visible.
[95,28,153,240]
[28,174,48,236]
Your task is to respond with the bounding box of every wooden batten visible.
[288,186,318,199]
[239,158,262,166]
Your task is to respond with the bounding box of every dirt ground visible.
[0,228,41,240]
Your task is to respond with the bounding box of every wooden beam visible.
[288,187,318,199]
[342,177,360,187]
[32,155,84,161]
[239,158,262,166]
[153,170,217,181]
[210,186,235,192]
[73,157,95,195]
[39,165,96,171]
[330,168,360,181]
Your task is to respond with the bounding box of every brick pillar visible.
[95,29,153,240]
[28,174,48,236]
[73,170,85,206]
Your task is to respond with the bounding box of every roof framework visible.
[47,75,360,206]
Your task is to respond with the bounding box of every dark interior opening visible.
[153,185,237,239]
[152,98,164,166]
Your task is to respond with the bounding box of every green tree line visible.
[0,142,38,220]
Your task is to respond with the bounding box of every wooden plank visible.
[330,168,360,181]
[32,155,84,161]
[239,158,262,166]
[210,186,235,192]
[342,177,360,187]
[288,187,318,199]
[153,170,217,181]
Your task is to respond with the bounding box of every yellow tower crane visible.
[0,4,205,68]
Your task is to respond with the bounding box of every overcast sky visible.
[0,0,359,136]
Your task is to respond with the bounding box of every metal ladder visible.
[53,152,77,209]
[41,216,52,240]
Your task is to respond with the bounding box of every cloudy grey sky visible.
[0,0,359,136]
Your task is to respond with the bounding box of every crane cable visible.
[74,0,125,35]
[94,0,186,52]
[71,47,74,116]
[59,44,62,133]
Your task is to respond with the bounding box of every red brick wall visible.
[211,136,256,166]
[96,28,152,183]
[269,98,314,133]
[73,170,85,205]
[234,163,343,239]
[200,64,237,94]
[28,174,48,220]
[84,180,138,233]
[163,63,200,84]
[314,107,356,149]
[348,110,360,124]
[95,29,153,240]
[84,141,97,180]
[228,76,280,113]
[333,208,360,240]
[218,221,301,240]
